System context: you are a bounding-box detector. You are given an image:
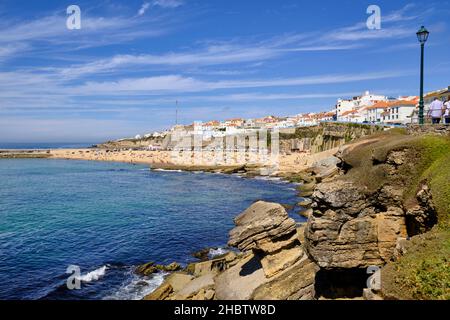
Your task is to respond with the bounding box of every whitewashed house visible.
[335,99,356,119]
[382,100,418,125]
[366,101,390,123]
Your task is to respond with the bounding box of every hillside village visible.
[132,85,450,143]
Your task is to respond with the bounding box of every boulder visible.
[260,245,304,278]
[172,273,215,299]
[136,262,157,275]
[163,262,182,272]
[186,252,238,277]
[143,283,173,300]
[298,208,313,218]
[228,201,297,253]
[164,273,194,292]
[297,182,316,197]
[311,156,341,180]
[227,201,304,279]
[251,255,319,300]
[312,180,367,212]
[136,261,181,275]
[191,247,224,261]
[214,253,269,300]
[297,198,313,207]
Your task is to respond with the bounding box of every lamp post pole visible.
[416,26,429,125]
[419,42,425,125]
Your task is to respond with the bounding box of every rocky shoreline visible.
[0,149,51,158]
[140,127,449,301]
[3,124,447,300]
[140,148,342,301]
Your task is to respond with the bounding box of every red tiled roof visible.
[366,101,391,110]
[389,99,418,106]
[341,110,358,116]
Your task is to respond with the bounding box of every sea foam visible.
[208,247,229,259]
[104,270,167,300]
[76,265,108,282]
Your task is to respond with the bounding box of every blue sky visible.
[0,0,449,142]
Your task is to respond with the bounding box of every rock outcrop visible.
[228,201,302,278]
[215,201,318,299]
[304,136,438,270]
[304,152,411,268]
[145,201,318,300]
[279,122,383,154]
[136,261,181,275]
[305,182,408,268]
[405,182,438,236]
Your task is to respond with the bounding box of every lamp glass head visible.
[416,26,429,44]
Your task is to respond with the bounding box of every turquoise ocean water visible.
[0,159,302,300]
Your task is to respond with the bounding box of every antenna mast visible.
[175,100,178,125]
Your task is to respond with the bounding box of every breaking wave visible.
[208,247,229,259]
[104,271,167,300]
[153,168,183,172]
[76,265,108,283]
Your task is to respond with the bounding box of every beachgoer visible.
[444,97,450,125]
[428,97,444,124]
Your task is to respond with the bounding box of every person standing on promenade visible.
[428,97,444,124]
[444,97,450,125]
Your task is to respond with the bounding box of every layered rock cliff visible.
[279,123,383,154]
[305,132,440,270]
[302,129,449,299]
[143,127,449,300]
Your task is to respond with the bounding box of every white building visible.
[339,107,367,123]
[273,119,296,128]
[335,99,356,118]
[297,114,318,126]
[382,100,417,125]
[366,101,390,123]
[336,91,388,120]
[357,91,387,107]
[339,110,359,122]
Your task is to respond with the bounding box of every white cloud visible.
[138,3,151,16]
[41,4,437,79]
[57,46,279,78]
[55,39,359,79]
[0,12,173,59]
[0,43,29,61]
[153,0,184,8]
[69,70,410,95]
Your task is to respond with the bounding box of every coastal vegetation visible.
[379,134,450,300]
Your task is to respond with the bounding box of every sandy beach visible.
[47,147,340,175]
[49,148,172,166]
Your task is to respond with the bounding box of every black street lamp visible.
[416,26,429,125]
